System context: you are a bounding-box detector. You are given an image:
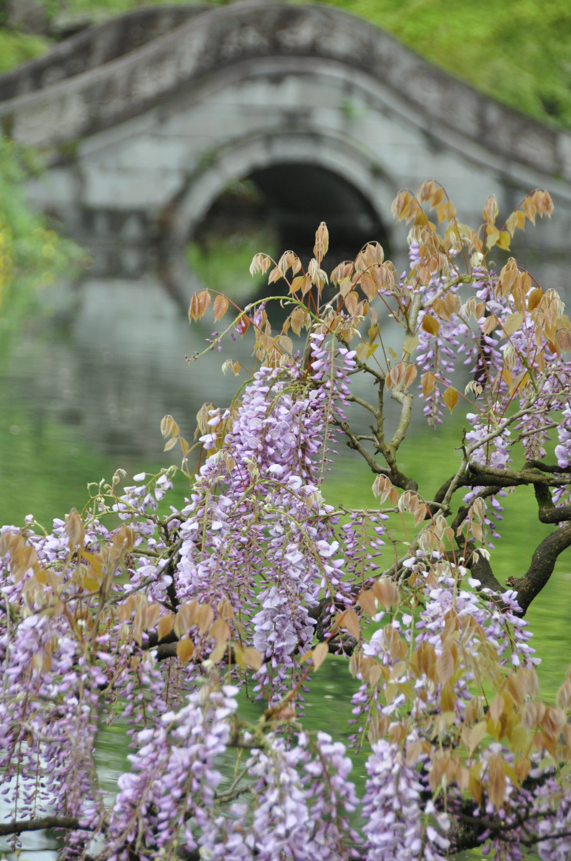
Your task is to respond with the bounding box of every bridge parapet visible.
[0,4,206,103]
[1,1,571,298]
[0,1,570,182]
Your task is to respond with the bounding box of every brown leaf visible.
[157,613,174,641]
[556,679,571,710]
[422,314,440,336]
[514,757,531,783]
[314,222,329,260]
[489,694,505,723]
[383,626,407,661]
[557,329,571,353]
[517,667,540,699]
[403,335,419,355]
[279,335,293,355]
[358,589,377,616]
[290,306,307,335]
[331,261,353,285]
[467,721,488,754]
[11,546,38,583]
[313,641,328,671]
[367,664,383,686]
[496,231,511,250]
[0,531,24,559]
[236,314,250,338]
[217,597,234,621]
[177,638,195,664]
[436,201,456,223]
[372,264,394,291]
[436,646,455,685]
[189,290,211,321]
[249,253,272,276]
[414,641,436,680]
[440,683,455,712]
[524,196,537,224]
[213,295,229,321]
[406,740,425,765]
[469,773,483,805]
[197,603,214,635]
[65,508,84,549]
[132,610,145,645]
[443,387,459,413]
[413,501,428,526]
[372,578,400,609]
[503,313,523,337]
[386,361,406,390]
[339,608,361,640]
[345,291,359,316]
[210,618,230,647]
[290,275,306,295]
[543,706,566,737]
[404,364,417,390]
[360,272,377,301]
[421,372,436,398]
[339,276,353,297]
[482,314,498,335]
[502,368,513,387]
[368,714,388,744]
[483,195,498,225]
[371,474,398,504]
[505,212,518,236]
[433,297,448,321]
[173,601,198,638]
[522,701,546,732]
[145,604,161,630]
[243,647,262,671]
[488,754,506,808]
[209,642,226,664]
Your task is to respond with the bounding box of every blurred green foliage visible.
[0,29,49,73]
[322,0,571,130]
[0,136,85,341]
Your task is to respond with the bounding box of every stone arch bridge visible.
[2,0,571,295]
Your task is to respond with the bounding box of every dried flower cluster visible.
[2,183,571,861]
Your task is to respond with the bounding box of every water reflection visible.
[2,273,411,466]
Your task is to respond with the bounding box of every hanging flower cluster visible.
[3,190,571,861]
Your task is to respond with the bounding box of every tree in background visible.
[2,182,571,859]
[0,135,83,335]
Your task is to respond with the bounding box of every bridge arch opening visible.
[187,161,388,302]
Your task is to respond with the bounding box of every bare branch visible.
[507,521,571,614]
[387,387,414,456]
[469,462,570,487]
[348,394,378,417]
[337,418,387,475]
[462,543,504,594]
[538,505,571,524]
[524,460,568,474]
[0,816,93,837]
[533,478,571,523]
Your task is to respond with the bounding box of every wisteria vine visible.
[2,185,571,861]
